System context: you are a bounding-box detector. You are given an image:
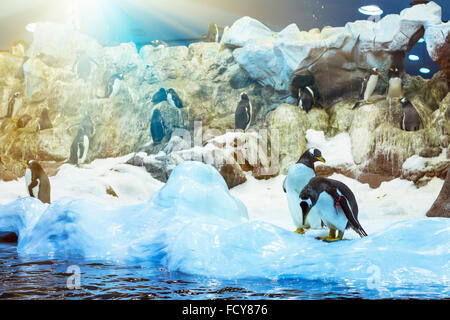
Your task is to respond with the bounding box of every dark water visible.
[0,243,447,300]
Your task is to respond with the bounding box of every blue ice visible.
[0,161,449,287]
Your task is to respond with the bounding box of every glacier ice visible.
[0,161,449,287]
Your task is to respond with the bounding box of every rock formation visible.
[0,2,448,190]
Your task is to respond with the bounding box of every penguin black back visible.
[235,93,252,130]
[4,92,20,118]
[167,88,183,109]
[298,86,320,112]
[150,109,166,144]
[300,176,367,237]
[25,160,51,204]
[152,88,167,104]
[69,128,85,164]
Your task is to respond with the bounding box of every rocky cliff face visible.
[0,3,448,191]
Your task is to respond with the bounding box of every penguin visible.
[298,86,321,113]
[38,107,52,130]
[148,108,166,144]
[400,97,422,131]
[152,88,167,104]
[299,177,367,242]
[205,23,220,42]
[167,88,183,109]
[235,92,252,130]
[73,52,98,81]
[353,67,383,109]
[283,148,326,234]
[13,114,32,128]
[2,92,21,119]
[386,67,404,102]
[69,128,90,165]
[25,160,51,204]
[99,73,124,98]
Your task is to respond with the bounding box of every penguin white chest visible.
[315,193,348,232]
[364,75,378,101]
[285,164,321,229]
[11,98,22,118]
[167,93,176,108]
[387,77,403,99]
[111,79,121,97]
[79,135,89,164]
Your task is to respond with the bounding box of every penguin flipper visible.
[352,101,361,110]
[337,195,368,237]
[28,179,38,197]
[282,177,287,193]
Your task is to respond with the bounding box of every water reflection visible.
[0,243,446,300]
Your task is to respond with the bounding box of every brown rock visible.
[219,163,247,189]
[106,186,118,197]
[419,147,442,158]
[426,168,450,218]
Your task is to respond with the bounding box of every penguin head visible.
[14,92,21,97]
[240,92,249,101]
[400,97,409,105]
[299,187,315,225]
[389,67,400,77]
[297,148,325,167]
[371,67,382,76]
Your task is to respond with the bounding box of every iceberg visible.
[0,161,448,289]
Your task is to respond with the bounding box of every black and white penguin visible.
[25,160,51,204]
[2,92,21,119]
[353,67,383,109]
[298,86,320,113]
[148,108,166,144]
[100,73,124,98]
[283,148,326,234]
[69,128,90,165]
[152,88,167,104]
[299,177,367,242]
[235,92,252,130]
[73,52,98,81]
[38,107,52,131]
[400,97,422,131]
[386,67,404,101]
[205,23,220,42]
[167,88,183,109]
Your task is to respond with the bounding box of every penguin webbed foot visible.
[294,227,306,234]
[317,230,344,242]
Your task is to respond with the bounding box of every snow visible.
[305,129,355,167]
[402,148,448,172]
[0,156,447,287]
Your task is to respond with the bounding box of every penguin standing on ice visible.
[152,88,167,104]
[400,97,422,131]
[2,92,21,119]
[283,148,326,234]
[235,92,252,130]
[299,177,367,242]
[167,88,183,109]
[69,117,95,166]
[353,67,383,109]
[99,73,124,98]
[297,86,321,113]
[69,128,90,165]
[25,160,51,204]
[148,108,166,144]
[386,67,404,101]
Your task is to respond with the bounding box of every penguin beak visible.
[377,71,383,76]
[315,156,326,163]
[13,119,18,123]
